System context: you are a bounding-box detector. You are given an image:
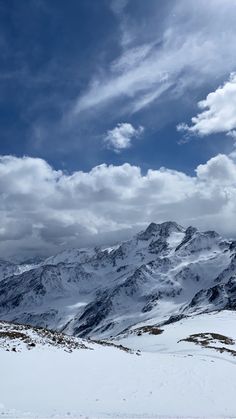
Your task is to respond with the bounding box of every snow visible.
[15,263,40,275]
[166,230,185,250]
[1,311,236,418]
[116,310,236,353]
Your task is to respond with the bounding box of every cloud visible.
[73,0,236,116]
[110,0,129,16]
[178,73,236,137]
[196,153,236,183]
[1,153,236,259]
[104,123,144,152]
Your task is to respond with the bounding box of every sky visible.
[1,0,236,259]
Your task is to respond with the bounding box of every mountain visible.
[0,221,235,338]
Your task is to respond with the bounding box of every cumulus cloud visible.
[178,73,236,137]
[104,123,144,152]
[73,0,236,116]
[1,153,236,259]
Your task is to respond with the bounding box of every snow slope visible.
[1,311,236,418]
[0,221,235,338]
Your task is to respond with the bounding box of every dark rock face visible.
[142,292,160,313]
[74,293,113,337]
[148,239,168,254]
[175,226,197,252]
[137,223,161,241]
[182,276,236,315]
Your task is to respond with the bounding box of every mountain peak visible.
[137,221,184,241]
[144,222,160,233]
[158,221,184,233]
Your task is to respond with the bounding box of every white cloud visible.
[178,73,236,136]
[196,154,236,183]
[1,153,236,259]
[104,123,144,152]
[73,0,236,116]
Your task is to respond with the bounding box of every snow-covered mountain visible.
[0,221,235,338]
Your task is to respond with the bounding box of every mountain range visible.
[0,221,235,339]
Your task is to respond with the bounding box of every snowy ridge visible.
[0,320,90,352]
[0,221,235,338]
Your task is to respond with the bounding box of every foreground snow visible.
[1,311,236,418]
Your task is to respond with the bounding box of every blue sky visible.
[0,0,234,173]
[1,0,236,258]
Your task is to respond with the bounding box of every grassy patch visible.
[179,332,236,357]
[0,331,28,340]
[133,325,164,336]
[90,339,133,353]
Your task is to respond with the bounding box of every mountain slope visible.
[1,311,236,418]
[0,221,235,338]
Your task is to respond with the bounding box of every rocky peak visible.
[185,226,198,237]
[158,221,184,237]
[137,221,183,241]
